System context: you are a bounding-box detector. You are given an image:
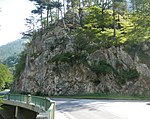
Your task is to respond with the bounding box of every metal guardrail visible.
[2,94,55,119]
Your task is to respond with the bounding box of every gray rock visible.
[12,26,150,96]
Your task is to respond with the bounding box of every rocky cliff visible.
[12,26,150,96]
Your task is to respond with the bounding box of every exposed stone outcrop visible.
[12,27,150,96]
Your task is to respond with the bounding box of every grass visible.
[50,94,150,100]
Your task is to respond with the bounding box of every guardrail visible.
[2,94,55,119]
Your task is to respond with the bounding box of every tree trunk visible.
[101,0,105,31]
[47,9,49,28]
[63,0,65,17]
[50,9,53,23]
[112,0,116,40]
[60,9,66,28]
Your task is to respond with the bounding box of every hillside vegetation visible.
[0,39,26,69]
[0,39,26,62]
[0,39,26,90]
[0,63,13,90]
[12,0,150,96]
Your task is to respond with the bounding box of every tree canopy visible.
[24,0,150,48]
[128,0,150,43]
[0,64,13,90]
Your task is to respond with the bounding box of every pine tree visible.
[129,0,150,42]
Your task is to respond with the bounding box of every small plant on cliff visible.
[88,60,114,76]
[117,68,139,85]
[50,52,87,65]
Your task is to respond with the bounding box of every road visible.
[53,98,150,119]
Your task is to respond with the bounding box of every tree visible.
[21,16,37,39]
[111,0,127,40]
[45,0,51,27]
[29,0,63,27]
[44,0,61,26]
[129,0,146,12]
[128,0,150,43]
[31,5,44,29]
[0,64,13,90]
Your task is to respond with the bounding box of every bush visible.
[89,60,114,75]
[0,64,13,90]
[50,52,87,65]
[117,68,139,85]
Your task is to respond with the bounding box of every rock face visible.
[12,27,150,96]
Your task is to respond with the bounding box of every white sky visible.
[0,0,35,46]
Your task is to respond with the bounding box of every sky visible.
[0,0,35,46]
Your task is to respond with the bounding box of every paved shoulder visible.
[54,98,122,119]
[54,98,150,119]
[55,111,66,119]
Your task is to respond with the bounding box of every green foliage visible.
[3,55,19,74]
[50,52,87,65]
[3,56,19,68]
[51,93,150,100]
[83,7,113,29]
[0,39,26,62]
[0,64,13,90]
[88,60,114,75]
[73,6,134,51]
[115,60,139,85]
[51,52,72,63]
[15,51,27,79]
[138,51,150,68]
[88,60,139,85]
[82,7,114,47]
[73,28,99,53]
[127,0,150,43]
[117,68,139,85]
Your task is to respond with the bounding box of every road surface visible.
[53,98,150,119]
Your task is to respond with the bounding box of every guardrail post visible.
[49,101,56,119]
[52,101,56,119]
[26,94,31,104]
[45,97,47,111]
[15,106,18,118]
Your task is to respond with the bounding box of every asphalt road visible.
[53,98,150,119]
